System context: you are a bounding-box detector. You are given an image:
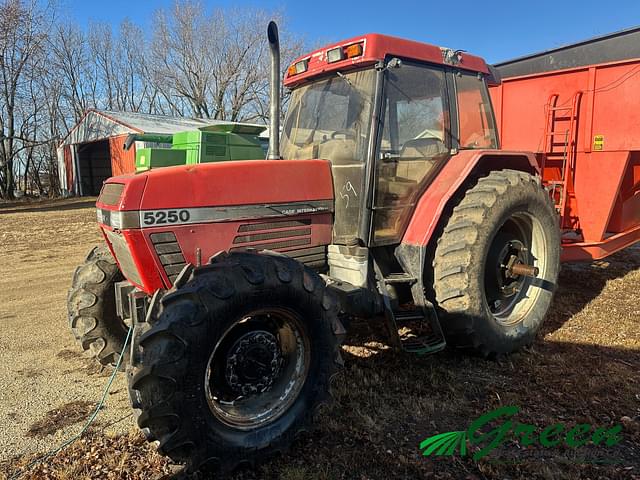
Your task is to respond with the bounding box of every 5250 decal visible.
[142,209,191,226]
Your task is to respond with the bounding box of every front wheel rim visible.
[205,308,310,430]
[483,211,548,326]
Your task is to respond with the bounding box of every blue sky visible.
[58,0,640,63]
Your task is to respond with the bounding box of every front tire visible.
[433,169,560,356]
[128,251,344,473]
[67,245,129,367]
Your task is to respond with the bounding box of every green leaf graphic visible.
[459,432,467,456]
[435,434,458,455]
[419,431,467,457]
[420,431,455,453]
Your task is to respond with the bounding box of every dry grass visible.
[1,201,639,480]
[2,431,174,480]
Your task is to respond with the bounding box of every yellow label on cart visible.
[593,134,604,151]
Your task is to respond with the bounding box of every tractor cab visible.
[281,34,498,247]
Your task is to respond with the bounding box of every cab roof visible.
[284,33,490,87]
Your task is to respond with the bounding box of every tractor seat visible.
[317,138,358,165]
[393,137,447,184]
[400,137,447,159]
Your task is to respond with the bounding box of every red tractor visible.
[68,23,561,472]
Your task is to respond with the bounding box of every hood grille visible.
[150,232,186,284]
[237,219,311,232]
[151,219,329,286]
[231,219,327,271]
[104,229,142,286]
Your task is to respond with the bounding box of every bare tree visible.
[117,20,161,113]
[50,22,97,124]
[148,1,305,122]
[0,0,52,199]
[88,21,152,113]
[0,0,309,200]
[149,1,215,118]
[37,41,67,196]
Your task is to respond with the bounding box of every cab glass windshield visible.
[281,69,375,164]
[281,70,376,244]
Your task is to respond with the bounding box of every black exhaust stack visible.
[267,21,281,160]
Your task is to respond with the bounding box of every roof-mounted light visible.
[287,58,309,77]
[326,42,364,63]
[327,47,345,63]
[344,42,363,58]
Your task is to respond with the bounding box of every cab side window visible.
[456,72,498,149]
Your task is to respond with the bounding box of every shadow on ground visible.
[228,246,640,479]
[0,197,98,215]
[4,247,639,480]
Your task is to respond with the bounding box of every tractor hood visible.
[95,159,335,293]
[96,159,335,224]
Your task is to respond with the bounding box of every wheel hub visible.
[486,233,535,317]
[225,330,282,396]
[497,239,527,295]
[206,308,310,429]
[483,212,549,326]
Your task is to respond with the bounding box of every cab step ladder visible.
[374,266,446,355]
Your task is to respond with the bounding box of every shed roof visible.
[60,109,266,146]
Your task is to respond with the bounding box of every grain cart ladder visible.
[542,91,583,224]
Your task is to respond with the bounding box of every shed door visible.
[63,145,74,192]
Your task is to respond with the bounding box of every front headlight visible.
[98,183,125,206]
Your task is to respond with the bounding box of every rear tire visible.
[67,245,129,367]
[433,169,560,356]
[128,251,344,474]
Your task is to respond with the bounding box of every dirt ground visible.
[1,199,639,480]
[0,199,135,464]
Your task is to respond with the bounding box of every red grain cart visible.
[490,27,640,261]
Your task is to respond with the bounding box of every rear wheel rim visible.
[483,211,548,326]
[205,308,310,430]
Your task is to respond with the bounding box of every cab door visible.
[371,61,452,245]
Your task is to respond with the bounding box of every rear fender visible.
[401,149,539,249]
[396,150,539,297]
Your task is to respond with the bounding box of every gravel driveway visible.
[0,199,134,463]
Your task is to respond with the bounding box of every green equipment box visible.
[136,148,186,171]
[135,123,267,172]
